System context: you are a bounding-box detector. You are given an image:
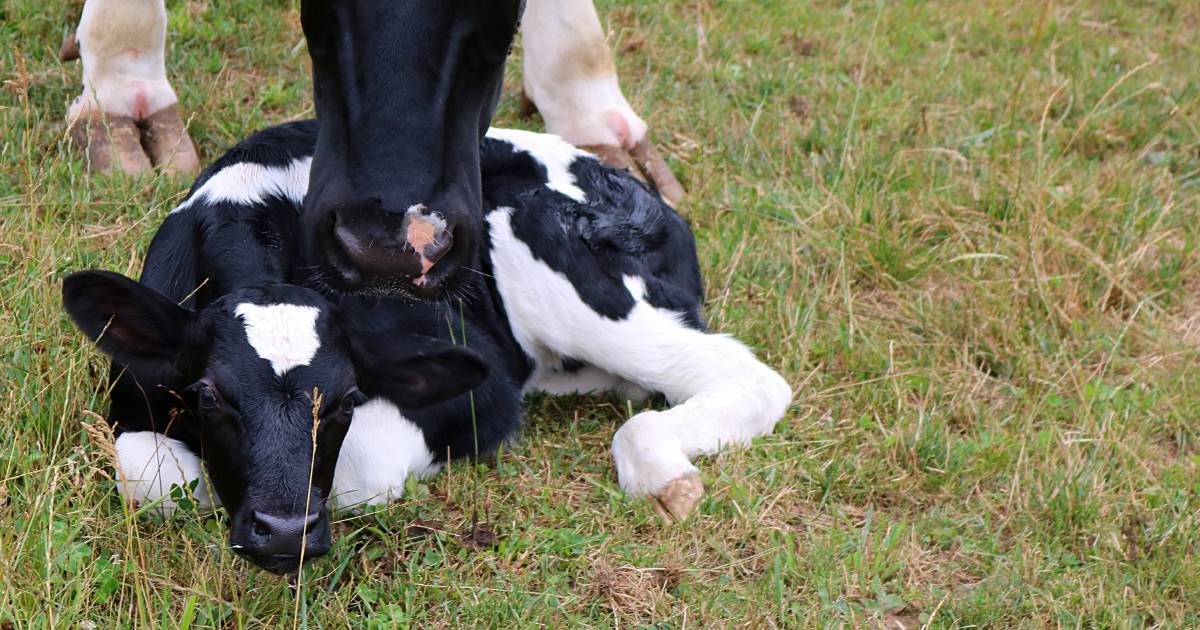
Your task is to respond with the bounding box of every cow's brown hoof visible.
[583,140,686,207]
[581,143,646,182]
[629,138,685,206]
[142,104,200,177]
[650,472,704,524]
[69,113,152,176]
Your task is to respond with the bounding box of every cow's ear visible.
[62,270,193,371]
[351,334,489,409]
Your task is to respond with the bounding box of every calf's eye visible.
[338,387,368,419]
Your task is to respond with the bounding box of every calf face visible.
[300,0,524,298]
[63,271,486,573]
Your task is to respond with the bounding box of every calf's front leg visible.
[600,285,793,522]
[112,431,215,514]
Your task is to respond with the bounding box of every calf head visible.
[63,271,487,573]
[300,0,525,297]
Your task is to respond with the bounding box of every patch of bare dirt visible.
[873,608,923,629]
[1171,289,1200,349]
[404,518,442,538]
[580,555,683,617]
[789,95,811,120]
[783,32,819,57]
[459,521,500,551]
[619,33,646,55]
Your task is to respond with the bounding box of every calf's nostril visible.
[251,510,322,541]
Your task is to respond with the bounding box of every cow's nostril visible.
[333,225,368,265]
[238,509,329,573]
[333,224,424,280]
[420,232,452,267]
[403,212,453,268]
[326,207,467,294]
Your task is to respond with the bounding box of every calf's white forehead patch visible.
[234,303,322,376]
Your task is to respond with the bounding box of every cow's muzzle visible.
[323,203,472,298]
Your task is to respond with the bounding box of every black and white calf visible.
[64,122,790,574]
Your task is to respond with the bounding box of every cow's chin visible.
[335,263,471,301]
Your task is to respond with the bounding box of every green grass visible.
[3,0,1200,627]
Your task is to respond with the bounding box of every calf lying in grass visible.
[63,121,791,573]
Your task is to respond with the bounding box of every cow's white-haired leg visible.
[521,0,685,204]
[67,0,198,175]
[113,431,216,514]
[488,208,792,521]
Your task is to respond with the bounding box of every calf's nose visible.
[250,510,322,556]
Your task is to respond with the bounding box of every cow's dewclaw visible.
[59,33,80,61]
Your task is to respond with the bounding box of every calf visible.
[64,122,791,574]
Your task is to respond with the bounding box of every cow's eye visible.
[338,387,367,419]
[187,379,223,414]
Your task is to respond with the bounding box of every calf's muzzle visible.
[232,506,331,574]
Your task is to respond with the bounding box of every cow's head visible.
[300,0,525,298]
[63,271,487,573]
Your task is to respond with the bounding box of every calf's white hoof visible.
[650,472,704,523]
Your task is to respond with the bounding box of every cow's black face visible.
[299,0,524,298]
[63,272,487,574]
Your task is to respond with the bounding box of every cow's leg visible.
[487,209,792,521]
[113,431,215,514]
[521,0,685,205]
[67,0,199,176]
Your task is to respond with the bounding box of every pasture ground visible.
[3,0,1200,627]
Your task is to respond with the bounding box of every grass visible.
[3,0,1200,627]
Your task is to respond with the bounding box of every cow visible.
[63,121,792,574]
[64,0,676,180]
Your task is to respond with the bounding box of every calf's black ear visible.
[351,334,489,409]
[62,270,193,371]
